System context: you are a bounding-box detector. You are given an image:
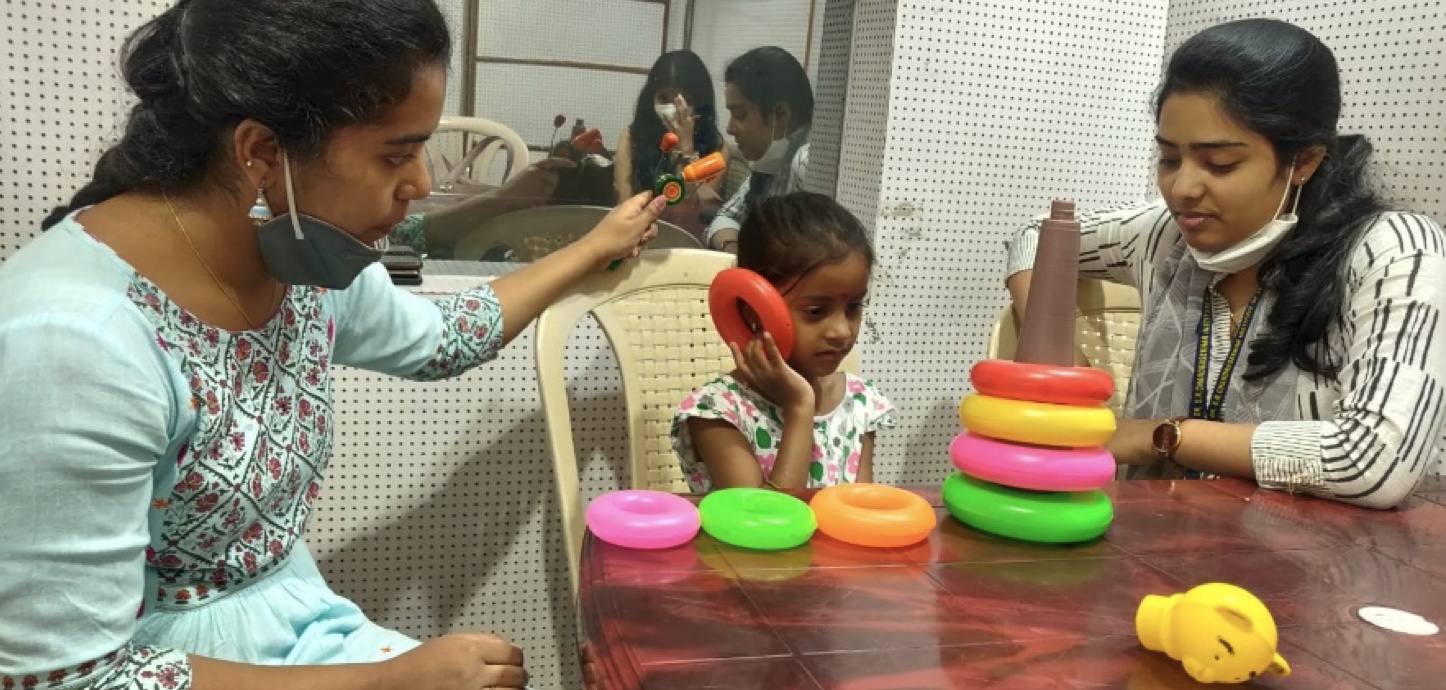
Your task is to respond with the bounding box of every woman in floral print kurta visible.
[0,1,663,689]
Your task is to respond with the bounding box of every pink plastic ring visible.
[709,268,795,359]
[949,431,1116,492]
[970,359,1115,407]
[585,490,700,550]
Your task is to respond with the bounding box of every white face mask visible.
[748,121,792,174]
[1188,162,1300,274]
[654,103,677,125]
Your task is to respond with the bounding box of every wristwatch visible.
[1151,416,1190,461]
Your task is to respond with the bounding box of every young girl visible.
[672,192,894,491]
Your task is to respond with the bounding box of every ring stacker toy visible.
[809,484,938,548]
[708,267,796,359]
[949,432,1115,492]
[606,134,728,271]
[699,487,816,551]
[585,489,701,550]
[1137,583,1289,684]
[943,200,1117,544]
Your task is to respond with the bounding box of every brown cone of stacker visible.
[1014,199,1081,366]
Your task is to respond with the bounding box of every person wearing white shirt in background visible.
[1006,18,1446,510]
[706,46,814,253]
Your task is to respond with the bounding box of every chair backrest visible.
[989,278,1142,414]
[452,205,700,262]
[535,248,859,593]
[429,116,530,187]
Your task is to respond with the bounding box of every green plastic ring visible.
[942,471,1113,544]
[699,488,816,551]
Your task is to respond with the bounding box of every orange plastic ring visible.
[708,268,795,359]
[809,484,938,548]
[970,359,1115,407]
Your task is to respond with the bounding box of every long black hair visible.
[41,0,451,230]
[737,192,872,289]
[628,50,723,195]
[1156,18,1385,379]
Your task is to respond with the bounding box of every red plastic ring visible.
[970,359,1114,407]
[709,268,795,359]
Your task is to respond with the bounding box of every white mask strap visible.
[1275,161,1298,219]
[281,152,304,240]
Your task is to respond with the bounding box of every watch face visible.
[1152,422,1178,453]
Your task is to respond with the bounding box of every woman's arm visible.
[332,194,665,380]
[1247,214,1446,508]
[685,413,815,490]
[1109,214,1446,509]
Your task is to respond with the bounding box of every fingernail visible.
[652,197,666,210]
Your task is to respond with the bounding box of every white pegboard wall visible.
[318,313,630,690]
[860,0,1168,485]
[800,0,855,196]
[0,0,170,259]
[1163,2,1446,224]
[832,0,898,239]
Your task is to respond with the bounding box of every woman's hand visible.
[1106,417,1161,466]
[664,94,697,153]
[732,332,814,415]
[495,157,576,211]
[580,192,665,268]
[386,633,528,690]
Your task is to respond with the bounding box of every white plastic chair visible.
[534,248,859,593]
[428,116,530,189]
[989,278,1142,414]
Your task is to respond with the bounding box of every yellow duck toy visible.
[1136,583,1290,684]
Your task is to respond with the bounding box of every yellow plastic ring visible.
[958,393,1115,448]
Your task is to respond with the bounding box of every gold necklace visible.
[164,195,277,329]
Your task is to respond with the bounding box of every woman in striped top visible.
[1005,18,1445,509]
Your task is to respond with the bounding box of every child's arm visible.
[687,418,765,488]
[856,433,876,483]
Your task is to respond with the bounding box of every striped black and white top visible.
[704,142,810,246]
[1006,199,1446,509]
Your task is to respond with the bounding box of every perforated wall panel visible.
[0,0,159,257]
[1164,2,1446,223]
[859,0,1168,484]
[800,0,856,196]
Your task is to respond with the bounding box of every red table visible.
[578,477,1446,689]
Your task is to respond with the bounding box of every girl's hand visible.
[732,332,814,414]
[581,192,665,269]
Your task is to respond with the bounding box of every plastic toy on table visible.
[585,489,700,550]
[942,199,1118,543]
[1136,583,1290,684]
[708,267,796,358]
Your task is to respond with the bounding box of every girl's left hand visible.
[1106,417,1162,466]
[732,332,814,414]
